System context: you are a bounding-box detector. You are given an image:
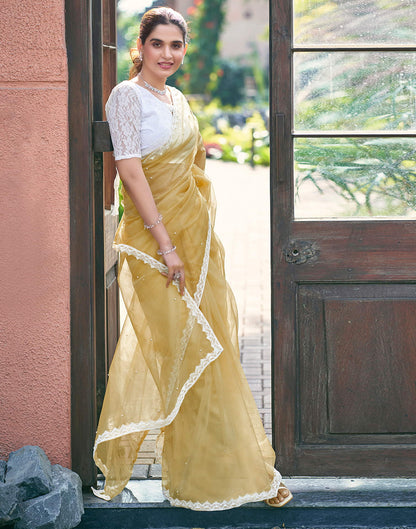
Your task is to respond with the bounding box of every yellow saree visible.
[93,88,281,510]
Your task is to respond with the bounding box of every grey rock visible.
[0,482,20,526]
[0,461,6,482]
[6,446,53,502]
[16,464,84,529]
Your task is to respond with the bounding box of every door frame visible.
[269,0,294,471]
[67,0,117,486]
[67,0,287,486]
[66,0,102,485]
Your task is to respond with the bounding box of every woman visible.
[93,7,292,510]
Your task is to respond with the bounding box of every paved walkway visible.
[135,159,272,468]
[209,159,272,438]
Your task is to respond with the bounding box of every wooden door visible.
[92,0,119,419]
[270,0,416,476]
[67,0,118,485]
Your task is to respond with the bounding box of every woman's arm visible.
[116,157,185,295]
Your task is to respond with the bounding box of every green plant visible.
[191,100,270,166]
[117,10,140,82]
[295,138,416,216]
[175,0,226,95]
[211,59,247,107]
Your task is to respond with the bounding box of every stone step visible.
[78,477,416,529]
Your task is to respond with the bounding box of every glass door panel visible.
[294,0,416,46]
[294,137,416,218]
[293,1,416,219]
[294,52,416,132]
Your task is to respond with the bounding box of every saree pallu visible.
[93,90,281,510]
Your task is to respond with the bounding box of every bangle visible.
[144,214,163,230]
[157,245,176,256]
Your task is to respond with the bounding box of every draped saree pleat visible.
[93,88,281,510]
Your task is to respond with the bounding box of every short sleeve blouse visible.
[105,80,173,161]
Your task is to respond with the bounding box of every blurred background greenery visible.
[117,0,270,168]
[116,0,416,217]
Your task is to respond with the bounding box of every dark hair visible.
[129,7,188,79]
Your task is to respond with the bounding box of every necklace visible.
[139,73,167,95]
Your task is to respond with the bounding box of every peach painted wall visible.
[0,0,71,466]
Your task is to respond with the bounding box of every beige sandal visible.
[264,482,293,507]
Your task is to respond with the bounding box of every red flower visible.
[204,143,223,159]
[217,69,224,77]
[187,6,196,15]
[205,21,215,29]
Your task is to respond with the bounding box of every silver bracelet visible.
[144,214,163,230]
[157,245,176,256]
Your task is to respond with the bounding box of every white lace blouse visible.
[105,79,174,160]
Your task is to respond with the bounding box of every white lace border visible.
[93,236,222,456]
[162,468,282,511]
[93,468,282,509]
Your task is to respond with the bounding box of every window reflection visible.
[294,52,416,132]
[294,138,416,218]
[294,0,416,45]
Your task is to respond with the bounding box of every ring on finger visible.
[173,272,182,281]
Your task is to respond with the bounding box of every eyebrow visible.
[149,38,183,45]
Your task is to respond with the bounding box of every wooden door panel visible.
[325,298,416,435]
[298,284,416,440]
[295,283,416,475]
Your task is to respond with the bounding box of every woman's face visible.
[138,23,187,81]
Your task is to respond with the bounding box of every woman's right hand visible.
[163,251,185,296]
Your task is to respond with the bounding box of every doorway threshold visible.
[80,477,416,529]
